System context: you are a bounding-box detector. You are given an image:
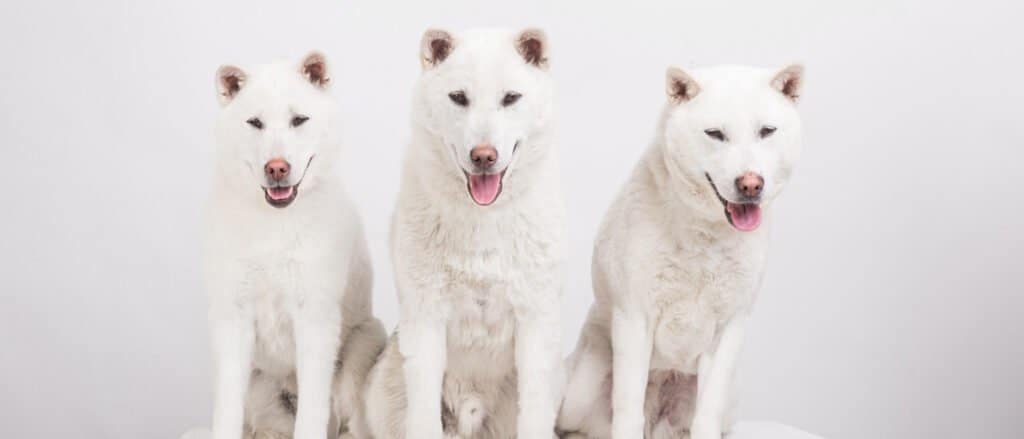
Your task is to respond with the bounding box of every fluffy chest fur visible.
[249,273,298,375]
[209,215,311,375]
[204,190,354,376]
[594,152,770,373]
[393,169,566,380]
[647,229,766,372]
[240,245,310,376]
[433,223,522,375]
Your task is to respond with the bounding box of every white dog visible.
[204,52,385,439]
[363,28,566,439]
[556,64,805,439]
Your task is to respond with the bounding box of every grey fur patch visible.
[441,399,457,434]
[279,390,297,416]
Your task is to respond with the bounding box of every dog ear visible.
[515,28,548,68]
[666,66,700,103]
[421,29,455,69]
[215,65,247,106]
[300,51,331,89]
[771,64,804,103]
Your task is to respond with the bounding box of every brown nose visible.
[470,145,498,170]
[735,172,764,198]
[264,158,291,182]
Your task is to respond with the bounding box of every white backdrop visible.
[2,0,1022,437]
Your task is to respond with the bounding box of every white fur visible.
[363,28,566,439]
[205,52,385,439]
[557,64,805,439]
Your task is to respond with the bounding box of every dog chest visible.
[250,287,297,375]
[444,281,518,374]
[446,290,518,382]
[395,196,565,379]
[238,250,332,376]
[428,224,558,379]
[648,239,763,372]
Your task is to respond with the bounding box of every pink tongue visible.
[267,186,294,201]
[726,203,762,231]
[468,174,502,205]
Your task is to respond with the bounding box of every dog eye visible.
[291,115,309,127]
[502,92,521,107]
[759,125,777,138]
[246,117,263,130]
[448,91,469,107]
[704,128,726,142]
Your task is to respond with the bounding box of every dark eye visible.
[448,91,469,107]
[704,128,726,142]
[291,115,309,127]
[246,117,263,129]
[759,125,777,138]
[502,92,521,107]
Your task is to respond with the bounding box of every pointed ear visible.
[771,64,804,102]
[300,51,331,89]
[215,65,247,106]
[421,29,455,69]
[516,28,548,68]
[666,66,700,103]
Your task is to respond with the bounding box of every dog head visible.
[413,28,554,206]
[661,64,804,231]
[213,52,339,209]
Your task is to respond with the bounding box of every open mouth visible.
[458,141,518,206]
[705,173,762,232]
[260,156,314,209]
[464,170,505,206]
[264,184,299,208]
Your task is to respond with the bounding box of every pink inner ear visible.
[219,69,244,100]
[671,79,691,101]
[773,66,803,101]
[305,62,327,86]
[301,54,329,87]
[520,38,543,65]
[667,70,699,103]
[517,30,547,67]
[781,76,800,99]
[430,38,451,64]
[222,75,241,95]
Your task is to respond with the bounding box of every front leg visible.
[690,315,747,439]
[292,306,342,439]
[610,308,653,439]
[399,314,447,439]
[515,310,562,439]
[211,315,254,439]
